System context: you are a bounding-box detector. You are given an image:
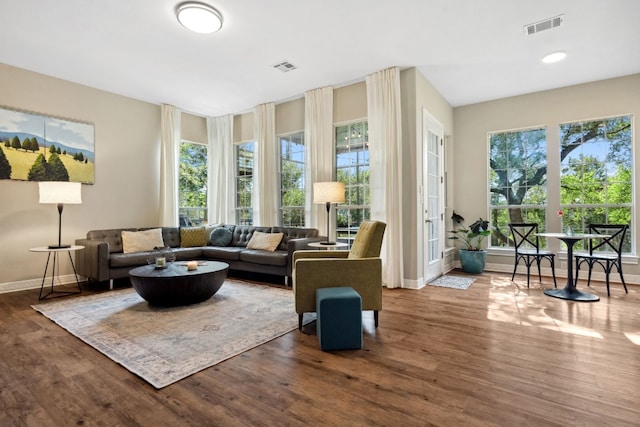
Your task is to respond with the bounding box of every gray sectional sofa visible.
[74,225,322,288]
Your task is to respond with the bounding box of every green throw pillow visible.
[180,226,207,247]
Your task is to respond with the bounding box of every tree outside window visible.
[178,141,207,226]
[279,132,305,227]
[489,127,548,248]
[560,115,632,252]
[336,121,370,245]
[235,142,254,225]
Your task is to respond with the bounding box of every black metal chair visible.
[508,223,557,288]
[574,224,628,297]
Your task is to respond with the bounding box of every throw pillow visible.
[180,226,207,248]
[246,231,284,252]
[203,223,222,244]
[122,228,165,254]
[210,227,232,246]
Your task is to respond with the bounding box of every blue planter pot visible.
[459,249,487,274]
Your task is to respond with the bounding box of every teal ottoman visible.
[316,287,362,351]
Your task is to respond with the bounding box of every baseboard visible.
[0,274,84,294]
[458,261,640,286]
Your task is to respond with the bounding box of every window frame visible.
[234,140,254,226]
[178,139,208,226]
[278,131,305,227]
[559,114,634,254]
[487,126,549,249]
[335,120,370,246]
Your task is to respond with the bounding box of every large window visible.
[279,132,305,227]
[489,127,548,248]
[336,121,370,244]
[235,142,254,225]
[559,115,633,252]
[178,141,207,226]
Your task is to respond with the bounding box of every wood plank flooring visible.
[1,272,639,426]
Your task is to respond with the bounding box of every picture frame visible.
[0,106,95,184]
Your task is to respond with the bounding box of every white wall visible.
[453,73,640,280]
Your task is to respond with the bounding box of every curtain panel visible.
[366,67,404,288]
[253,103,278,226]
[207,114,235,224]
[304,86,334,233]
[159,104,181,227]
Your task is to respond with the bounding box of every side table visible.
[29,245,84,300]
[307,242,349,251]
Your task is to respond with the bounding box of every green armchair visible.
[292,220,386,330]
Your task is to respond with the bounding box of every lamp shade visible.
[313,182,345,204]
[39,182,82,204]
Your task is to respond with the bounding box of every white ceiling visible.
[1,0,639,117]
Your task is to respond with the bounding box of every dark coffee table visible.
[129,261,229,306]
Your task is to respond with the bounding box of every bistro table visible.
[536,232,606,302]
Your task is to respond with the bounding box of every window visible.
[488,127,548,248]
[235,141,254,225]
[335,121,370,244]
[560,115,633,252]
[178,141,208,226]
[279,132,305,227]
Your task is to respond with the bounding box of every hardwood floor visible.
[1,272,639,426]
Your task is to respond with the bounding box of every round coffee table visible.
[129,261,229,306]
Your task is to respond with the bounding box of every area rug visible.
[32,279,304,389]
[428,275,475,290]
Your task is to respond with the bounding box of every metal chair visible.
[508,223,557,288]
[574,224,628,296]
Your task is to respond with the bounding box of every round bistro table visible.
[536,232,606,302]
[129,261,229,306]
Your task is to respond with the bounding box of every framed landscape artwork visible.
[0,106,95,184]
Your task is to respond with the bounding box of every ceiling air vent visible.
[273,61,297,73]
[524,14,564,35]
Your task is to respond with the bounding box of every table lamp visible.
[313,181,345,245]
[39,181,82,249]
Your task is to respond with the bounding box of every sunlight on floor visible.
[486,276,604,339]
[624,332,640,345]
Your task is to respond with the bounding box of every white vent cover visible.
[273,61,297,72]
[524,14,564,35]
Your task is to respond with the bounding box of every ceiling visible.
[1,0,639,117]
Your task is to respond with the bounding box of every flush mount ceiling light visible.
[176,2,223,34]
[542,51,567,64]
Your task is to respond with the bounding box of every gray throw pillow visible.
[210,227,232,246]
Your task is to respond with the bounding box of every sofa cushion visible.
[180,226,207,247]
[210,227,233,246]
[240,249,288,266]
[110,251,154,268]
[246,231,283,252]
[230,226,271,247]
[122,228,164,253]
[202,246,244,261]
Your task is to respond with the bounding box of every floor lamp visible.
[313,181,345,245]
[39,181,82,249]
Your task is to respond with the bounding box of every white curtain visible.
[207,114,235,224]
[253,103,278,226]
[304,86,334,233]
[366,67,404,288]
[159,104,181,227]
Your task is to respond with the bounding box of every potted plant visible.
[449,212,491,274]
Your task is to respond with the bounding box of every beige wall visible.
[0,63,163,290]
[400,68,454,285]
[453,73,640,281]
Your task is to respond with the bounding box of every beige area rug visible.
[32,279,305,389]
